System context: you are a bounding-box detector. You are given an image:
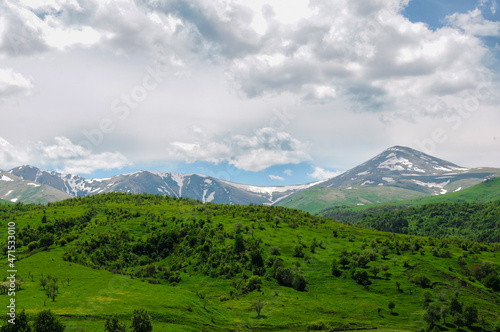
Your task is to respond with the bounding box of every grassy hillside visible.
[278,186,428,214]
[1,193,500,331]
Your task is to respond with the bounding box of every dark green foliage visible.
[353,201,500,242]
[104,315,126,332]
[292,274,307,291]
[33,309,65,332]
[413,274,431,288]
[293,244,304,258]
[234,234,245,255]
[244,276,262,293]
[463,303,478,326]
[331,259,342,277]
[388,301,395,314]
[449,296,463,315]
[352,270,371,286]
[424,303,441,327]
[130,309,153,332]
[1,310,31,332]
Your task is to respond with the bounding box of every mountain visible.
[8,146,500,208]
[9,165,322,205]
[279,146,500,212]
[0,169,72,204]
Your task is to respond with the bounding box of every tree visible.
[292,274,307,291]
[331,259,342,277]
[380,247,390,259]
[234,234,245,255]
[395,281,401,292]
[368,265,380,278]
[252,300,265,318]
[1,309,31,332]
[449,296,462,315]
[463,304,478,327]
[104,315,126,332]
[33,309,65,332]
[388,301,395,314]
[293,245,304,258]
[338,255,350,268]
[440,305,450,325]
[130,309,153,332]
[424,304,441,328]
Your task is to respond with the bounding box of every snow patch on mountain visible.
[0,175,14,182]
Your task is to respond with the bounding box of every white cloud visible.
[446,8,500,36]
[0,68,35,99]
[283,169,292,176]
[308,166,343,180]
[166,127,311,172]
[269,174,285,181]
[0,136,131,174]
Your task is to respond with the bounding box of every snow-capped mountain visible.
[0,169,71,204]
[9,166,322,205]
[318,145,480,195]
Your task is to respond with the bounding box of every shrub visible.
[293,245,304,258]
[292,274,306,291]
[269,246,281,256]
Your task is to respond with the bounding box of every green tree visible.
[104,315,126,332]
[293,245,304,258]
[234,234,245,255]
[33,309,65,332]
[368,265,380,278]
[331,259,342,277]
[449,296,462,315]
[440,305,450,325]
[463,303,478,327]
[424,304,441,328]
[1,309,31,332]
[388,301,395,314]
[252,300,265,318]
[130,309,153,332]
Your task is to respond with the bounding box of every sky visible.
[0,0,499,186]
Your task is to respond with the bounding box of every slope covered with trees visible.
[1,193,499,331]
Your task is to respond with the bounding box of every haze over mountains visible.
[3,146,500,209]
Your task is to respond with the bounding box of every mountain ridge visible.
[6,145,500,206]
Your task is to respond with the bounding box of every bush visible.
[293,245,304,258]
[414,274,431,288]
[28,241,39,251]
[292,274,307,291]
[244,276,262,293]
[130,309,153,332]
[33,309,65,332]
[269,246,281,256]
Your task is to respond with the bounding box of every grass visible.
[1,194,499,331]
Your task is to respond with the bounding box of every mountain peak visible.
[319,145,470,191]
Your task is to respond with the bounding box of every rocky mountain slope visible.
[9,166,322,205]
[0,169,72,204]
[278,146,500,212]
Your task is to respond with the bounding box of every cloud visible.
[166,127,311,172]
[0,136,131,174]
[446,8,500,36]
[269,174,285,181]
[283,169,292,176]
[0,68,35,99]
[308,166,343,180]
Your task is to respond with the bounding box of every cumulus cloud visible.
[0,68,35,99]
[166,127,311,172]
[308,166,343,180]
[0,136,131,174]
[269,174,285,181]
[446,8,500,36]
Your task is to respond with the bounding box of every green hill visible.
[1,193,499,331]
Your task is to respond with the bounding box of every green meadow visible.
[1,193,499,331]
